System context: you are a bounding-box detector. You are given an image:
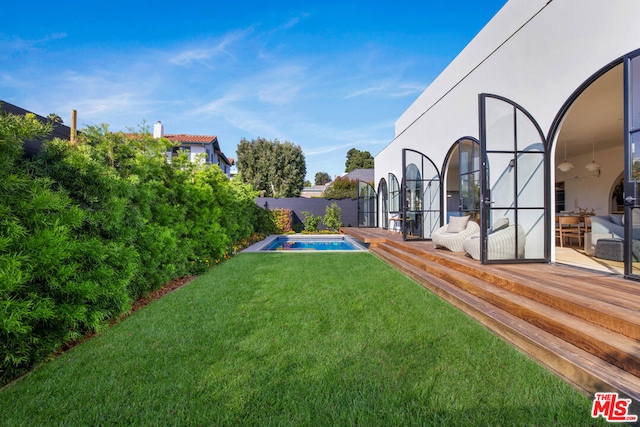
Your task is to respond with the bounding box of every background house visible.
[153,121,234,177]
[342,168,374,184]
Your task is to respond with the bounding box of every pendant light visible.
[585,137,601,173]
[557,141,574,172]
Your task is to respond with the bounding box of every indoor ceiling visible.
[555,63,624,160]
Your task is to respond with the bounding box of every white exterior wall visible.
[189,145,207,163]
[376,0,640,186]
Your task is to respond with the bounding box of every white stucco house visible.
[373,0,640,279]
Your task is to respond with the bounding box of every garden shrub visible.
[323,203,342,232]
[0,113,132,383]
[301,211,321,232]
[0,113,268,385]
[270,208,292,233]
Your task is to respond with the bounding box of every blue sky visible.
[1,1,507,182]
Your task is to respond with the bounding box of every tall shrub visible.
[323,203,342,232]
[0,113,133,383]
[0,114,268,384]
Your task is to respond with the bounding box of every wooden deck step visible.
[381,240,640,341]
[375,242,640,378]
[370,245,640,402]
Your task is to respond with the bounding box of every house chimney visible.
[153,120,164,138]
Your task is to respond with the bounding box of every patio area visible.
[342,227,640,407]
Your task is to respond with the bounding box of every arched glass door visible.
[389,173,400,214]
[624,50,640,278]
[358,181,377,228]
[479,94,547,263]
[379,178,389,230]
[402,149,442,241]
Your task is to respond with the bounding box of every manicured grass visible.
[0,253,604,426]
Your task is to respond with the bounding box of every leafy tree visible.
[345,148,374,172]
[323,176,358,200]
[236,137,306,197]
[47,113,63,124]
[315,171,331,185]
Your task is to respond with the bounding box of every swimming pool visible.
[244,235,368,252]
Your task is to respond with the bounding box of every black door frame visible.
[623,49,640,279]
[479,93,548,264]
[401,148,443,241]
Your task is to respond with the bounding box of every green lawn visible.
[0,252,604,426]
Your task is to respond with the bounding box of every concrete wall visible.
[255,198,359,230]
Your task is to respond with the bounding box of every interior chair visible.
[556,216,582,247]
[388,212,402,233]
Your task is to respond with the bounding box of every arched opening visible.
[402,149,441,241]
[551,63,625,273]
[443,138,481,223]
[611,174,624,213]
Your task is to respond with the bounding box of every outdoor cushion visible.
[490,217,509,234]
[432,219,480,253]
[447,215,470,233]
[463,224,526,261]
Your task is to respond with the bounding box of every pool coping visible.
[242,234,369,253]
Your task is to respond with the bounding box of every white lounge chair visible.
[432,216,480,253]
[463,223,526,261]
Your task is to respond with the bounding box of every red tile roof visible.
[164,134,217,143]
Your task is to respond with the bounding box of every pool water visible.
[254,235,368,252]
[266,238,356,251]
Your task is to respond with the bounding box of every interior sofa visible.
[589,213,640,260]
[589,213,640,240]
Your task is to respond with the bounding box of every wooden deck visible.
[342,227,640,405]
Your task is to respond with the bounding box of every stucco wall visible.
[374,0,640,259]
[377,0,640,186]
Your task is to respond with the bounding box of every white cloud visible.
[344,76,425,100]
[344,85,386,99]
[256,65,306,105]
[2,18,431,180]
[168,29,252,66]
[0,33,67,59]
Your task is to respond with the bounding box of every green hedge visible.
[0,113,273,384]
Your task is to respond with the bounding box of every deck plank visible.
[342,227,640,403]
